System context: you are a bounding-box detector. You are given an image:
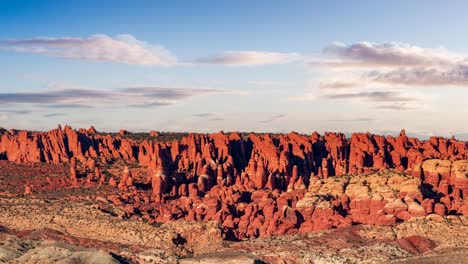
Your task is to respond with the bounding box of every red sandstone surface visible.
[0,126,467,242]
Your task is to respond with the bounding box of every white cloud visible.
[0,114,8,121]
[318,41,468,88]
[194,50,302,66]
[2,34,177,66]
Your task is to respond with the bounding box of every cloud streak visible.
[0,89,108,104]
[323,91,416,103]
[322,42,460,68]
[194,51,302,66]
[193,113,214,117]
[318,81,363,90]
[1,34,177,66]
[376,103,413,111]
[43,113,66,117]
[192,112,225,121]
[260,114,286,123]
[368,65,468,87]
[0,109,32,115]
[0,87,227,109]
[326,118,375,122]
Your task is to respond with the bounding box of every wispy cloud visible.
[260,114,286,123]
[247,81,288,87]
[194,51,302,66]
[45,103,94,109]
[323,91,416,102]
[0,109,32,115]
[326,117,375,122]
[127,101,172,108]
[375,103,413,111]
[192,112,224,121]
[0,89,106,104]
[318,80,363,90]
[0,87,228,109]
[368,65,468,87]
[1,34,177,66]
[120,87,221,100]
[43,113,66,117]
[193,112,214,117]
[322,42,460,68]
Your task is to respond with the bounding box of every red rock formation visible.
[1,125,465,178]
[87,126,97,134]
[109,177,117,187]
[87,158,96,172]
[1,125,468,239]
[24,185,32,195]
[119,129,128,136]
[69,157,79,187]
[152,161,168,202]
[254,157,267,189]
[96,168,105,185]
[118,166,133,190]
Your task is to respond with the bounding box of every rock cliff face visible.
[1,126,467,239]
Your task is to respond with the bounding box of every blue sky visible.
[1,0,468,138]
